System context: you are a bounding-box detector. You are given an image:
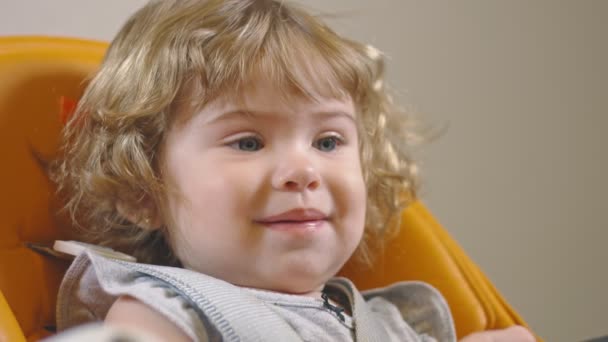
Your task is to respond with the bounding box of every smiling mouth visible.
[255,208,329,231]
[256,219,328,232]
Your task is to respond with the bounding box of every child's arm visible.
[460,326,535,342]
[105,296,193,342]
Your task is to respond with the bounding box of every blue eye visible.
[314,136,341,152]
[233,137,263,151]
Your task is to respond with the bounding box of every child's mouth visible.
[259,219,328,231]
[255,208,329,231]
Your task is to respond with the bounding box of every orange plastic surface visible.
[0,290,25,342]
[0,36,106,342]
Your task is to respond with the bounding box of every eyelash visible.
[226,134,345,152]
[313,135,344,152]
[228,136,264,152]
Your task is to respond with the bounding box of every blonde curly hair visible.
[53,0,419,267]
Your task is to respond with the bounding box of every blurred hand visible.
[459,326,535,342]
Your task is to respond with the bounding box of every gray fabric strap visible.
[362,281,456,341]
[326,278,392,342]
[103,255,303,342]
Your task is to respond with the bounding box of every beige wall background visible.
[1,1,606,341]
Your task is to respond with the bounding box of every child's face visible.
[160,80,366,294]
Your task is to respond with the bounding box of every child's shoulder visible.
[56,247,208,341]
[57,249,301,341]
[328,277,457,342]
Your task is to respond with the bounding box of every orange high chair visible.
[0,36,536,341]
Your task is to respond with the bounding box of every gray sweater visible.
[56,249,456,341]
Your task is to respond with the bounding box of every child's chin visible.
[257,271,333,295]
[256,258,349,293]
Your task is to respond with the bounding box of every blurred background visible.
[1,1,606,341]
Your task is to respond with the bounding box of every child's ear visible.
[116,199,163,230]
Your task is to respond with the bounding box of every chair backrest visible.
[0,36,106,341]
[0,36,533,341]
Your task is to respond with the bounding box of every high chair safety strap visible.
[327,278,394,342]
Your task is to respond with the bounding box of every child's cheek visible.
[328,160,367,226]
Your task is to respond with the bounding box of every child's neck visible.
[244,285,325,300]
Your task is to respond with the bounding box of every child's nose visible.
[271,154,321,192]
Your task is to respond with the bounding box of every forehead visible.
[178,78,356,125]
[228,79,354,112]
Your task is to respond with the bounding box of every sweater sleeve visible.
[56,251,212,341]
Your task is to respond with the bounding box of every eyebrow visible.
[205,109,356,124]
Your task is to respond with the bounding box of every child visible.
[51,0,534,341]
